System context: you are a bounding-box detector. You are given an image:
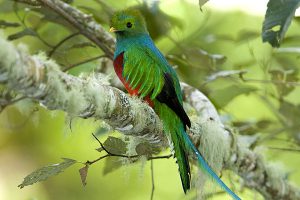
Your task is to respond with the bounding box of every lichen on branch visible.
[0,36,164,144]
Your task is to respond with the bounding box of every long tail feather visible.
[170,130,191,193]
[155,101,191,193]
[181,128,241,200]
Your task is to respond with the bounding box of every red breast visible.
[113,53,154,107]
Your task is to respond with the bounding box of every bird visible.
[110,9,240,200]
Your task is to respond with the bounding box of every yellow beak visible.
[109,27,117,32]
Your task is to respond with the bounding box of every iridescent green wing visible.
[123,46,168,100]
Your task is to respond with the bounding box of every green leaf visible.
[18,158,77,188]
[94,126,110,136]
[133,1,183,40]
[210,85,257,108]
[233,120,272,135]
[262,0,300,47]
[7,28,37,41]
[103,136,127,155]
[102,157,123,175]
[167,49,226,71]
[269,69,298,97]
[79,165,89,186]
[279,101,300,125]
[96,147,103,153]
[0,20,20,29]
[135,142,160,156]
[199,0,209,10]
[278,101,300,142]
[236,30,260,42]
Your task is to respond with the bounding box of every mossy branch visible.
[5,0,300,198]
[0,36,165,144]
[1,35,300,199]
[182,84,300,199]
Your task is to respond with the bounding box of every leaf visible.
[233,120,272,135]
[102,157,123,175]
[167,49,226,70]
[103,136,127,155]
[132,1,183,40]
[95,126,110,136]
[7,28,37,41]
[79,165,89,186]
[269,69,298,97]
[279,101,300,125]
[67,42,96,50]
[206,70,247,82]
[210,85,257,108]
[280,35,300,45]
[278,101,300,142]
[199,0,209,10]
[18,158,77,188]
[135,142,160,156]
[96,147,103,152]
[236,30,260,42]
[262,0,300,47]
[0,20,20,29]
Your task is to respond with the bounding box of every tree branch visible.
[4,0,300,199]
[182,84,300,199]
[0,36,165,145]
[37,0,115,59]
[1,34,299,199]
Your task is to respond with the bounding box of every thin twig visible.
[37,0,115,58]
[62,55,108,71]
[0,95,27,113]
[150,160,155,200]
[86,154,110,165]
[240,73,300,86]
[13,2,53,48]
[267,147,300,153]
[88,133,172,167]
[14,0,41,6]
[204,191,226,199]
[48,32,80,57]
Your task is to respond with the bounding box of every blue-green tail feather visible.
[155,100,240,200]
[180,126,241,200]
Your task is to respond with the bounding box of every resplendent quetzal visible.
[110,9,240,200]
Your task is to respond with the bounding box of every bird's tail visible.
[155,101,191,193]
[156,101,240,199]
[180,125,241,200]
[170,125,191,193]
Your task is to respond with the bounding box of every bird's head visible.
[110,9,148,37]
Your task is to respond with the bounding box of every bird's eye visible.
[126,22,132,28]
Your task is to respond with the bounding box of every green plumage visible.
[111,9,191,192]
[111,9,241,200]
[123,47,167,99]
[154,100,191,191]
[121,41,191,190]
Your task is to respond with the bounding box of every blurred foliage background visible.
[0,0,300,199]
